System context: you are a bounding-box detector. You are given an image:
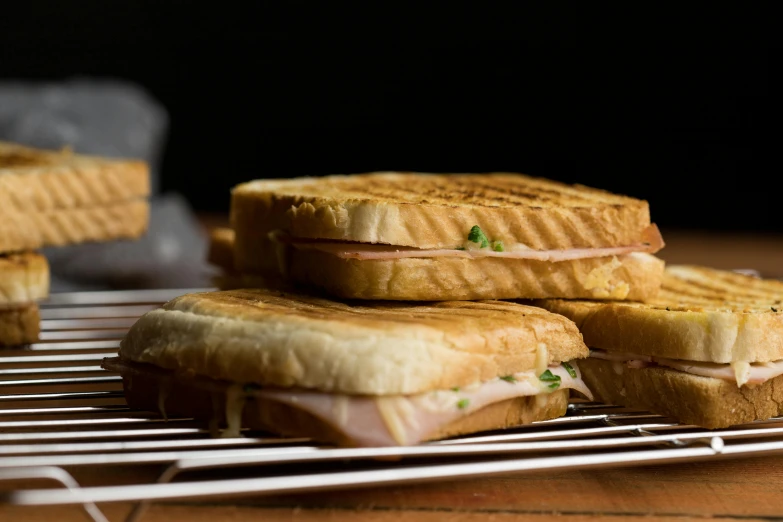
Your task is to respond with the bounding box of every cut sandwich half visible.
[0,251,50,346]
[532,265,783,428]
[229,172,666,301]
[105,288,593,447]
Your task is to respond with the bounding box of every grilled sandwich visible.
[0,251,49,346]
[533,266,783,428]
[229,172,667,301]
[0,140,150,253]
[104,288,592,447]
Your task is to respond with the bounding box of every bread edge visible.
[579,358,783,428]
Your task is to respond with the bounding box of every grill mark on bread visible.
[660,271,783,306]
[264,173,642,208]
[469,180,600,206]
[0,151,60,168]
[122,287,590,396]
[675,268,783,297]
[232,171,652,252]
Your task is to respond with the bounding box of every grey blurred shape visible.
[42,193,219,291]
[1,78,216,290]
[0,77,167,193]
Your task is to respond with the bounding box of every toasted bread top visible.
[119,288,588,395]
[534,265,783,363]
[0,141,149,212]
[206,227,236,272]
[231,172,652,250]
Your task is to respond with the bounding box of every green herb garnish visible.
[561,361,577,378]
[457,398,470,409]
[773,307,779,312]
[451,386,460,392]
[467,225,490,248]
[455,246,466,250]
[499,375,517,383]
[492,241,504,252]
[539,369,562,390]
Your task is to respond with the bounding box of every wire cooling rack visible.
[3,289,783,522]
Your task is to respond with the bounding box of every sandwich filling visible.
[271,224,664,262]
[106,358,592,447]
[589,350,783,388]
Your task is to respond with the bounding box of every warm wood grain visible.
[6,504,775,522]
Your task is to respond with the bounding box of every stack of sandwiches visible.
[0,140,150,346]
[105,170,783,446]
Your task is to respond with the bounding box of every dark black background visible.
[1,4,778,232]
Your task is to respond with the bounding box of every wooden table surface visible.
[4,223,783,521]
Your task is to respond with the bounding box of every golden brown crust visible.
[0,302,40,347]
[287,250,664,301]
[118,367,570,446]
[118,288,589,395]
[0,251,50,304]
[0,199,149,253]
[534,265,783,363]
[207,227,236,272]
[579,358,783,428]
[231,172,652,254]
[0,141,149,212]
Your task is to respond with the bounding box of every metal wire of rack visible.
[3,289,783,522]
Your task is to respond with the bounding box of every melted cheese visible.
[731,361,751,388]
[535,343,549,376]
[583,256,630,299]
[157,382,171,421]
[332,396,349,428]
[221,384,246,438]
[376,397,409,445]
[591,350,783,387]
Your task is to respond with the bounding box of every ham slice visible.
[284,224,665,262]
[257,363,592,446]
[589,350,783,387]
[106,357,592,447]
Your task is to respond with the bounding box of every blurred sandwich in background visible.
[0,140,150,345]
[0,252,49,346]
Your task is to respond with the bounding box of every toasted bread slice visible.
[206,227,236,273]
[288,250,665,301]
[0,302,40,346]
[119,288,588,395]
[0,199,149,253]
[115,364,570,447]
[578,358,783,428]
[534,265,783,363]
[231,172,654,270]
[0,141,149,212]
[0,251,49,305]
